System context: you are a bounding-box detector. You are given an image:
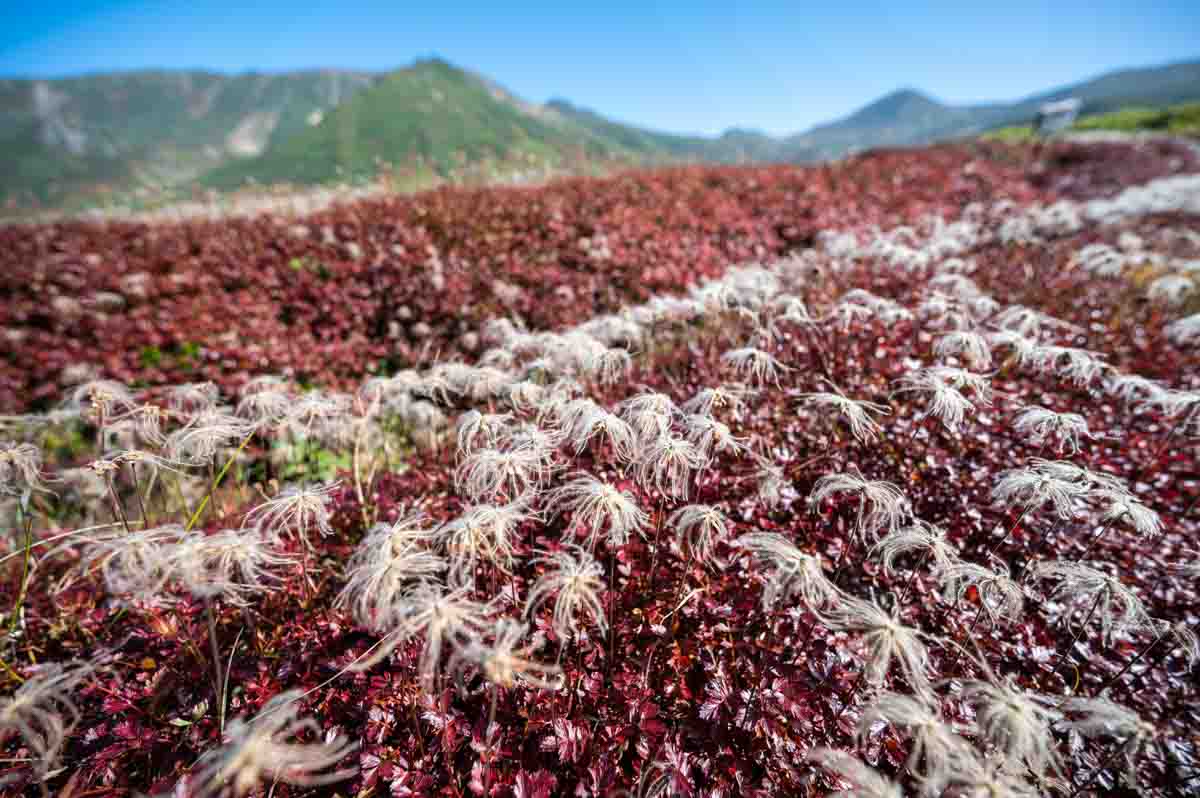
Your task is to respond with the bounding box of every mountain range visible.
[3,56,1199,209]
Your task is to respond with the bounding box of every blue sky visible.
[2,1,1197,136]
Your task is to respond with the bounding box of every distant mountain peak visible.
[840,88,947,127]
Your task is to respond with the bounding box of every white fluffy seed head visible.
[190,690,358,797]
[797,390,890,445]
[811,471,910,540]
[525,544,607,641]
[733,532,842,612]
[1012,406,1094,454]
[547,473,648,549]
[668,504,732,566]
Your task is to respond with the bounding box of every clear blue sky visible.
[2,1,1197,136]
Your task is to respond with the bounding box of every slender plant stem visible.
[129,462,150,528]
[987,505,1033,561]
[949,603,986,674]
[7,505,34,639]
[608,550,618,674]
[105,475,132,534]
[1094,629,1169,696]
[835,664,870,722]
[203,600,226,732]
[1052,590,1103,675]
[186,431,255,532]
[647,499,666,591]
[352,419,372,532]
[897,549,932,605]
[1070,738,1128,797]
[1077,521,1114,563]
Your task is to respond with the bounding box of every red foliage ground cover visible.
[0,144,1055,415]
[1,138,1199,797]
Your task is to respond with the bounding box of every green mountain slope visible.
[202,59,672,188]
[0,70,375,206]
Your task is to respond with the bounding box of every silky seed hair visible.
[797,389,890,445]
[891,371,975,433]
[871,520,959,576]
[936,560,1025,627]
[806,747,903,798]
[822,596,931,692]
[1030,561,1154,645]
[0,660,94,782]
[0,441,46,497]
[957,672,1063,780]
[438,501,529,585]
[668,504,733,566]
[171,528,296,607]
[525,544,608,641]
[547,473,648,549]
[856,692,974,797]
[720,346,789,387]
[356,581,498,686]
[190,689,358,797]
[733,532,844,612]
[1059,696,1157,789]
[634,435,707,502]
[1012,406,1095,455]
[933,330,993,370]
[811,471,911,540]
[242,481,339,550]
[337,513,446,631]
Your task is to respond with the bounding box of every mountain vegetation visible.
[2,57,1198,211]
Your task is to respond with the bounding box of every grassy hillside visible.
[202,60,661,189]
[985,101,1200,142]
[0,70,375,207]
